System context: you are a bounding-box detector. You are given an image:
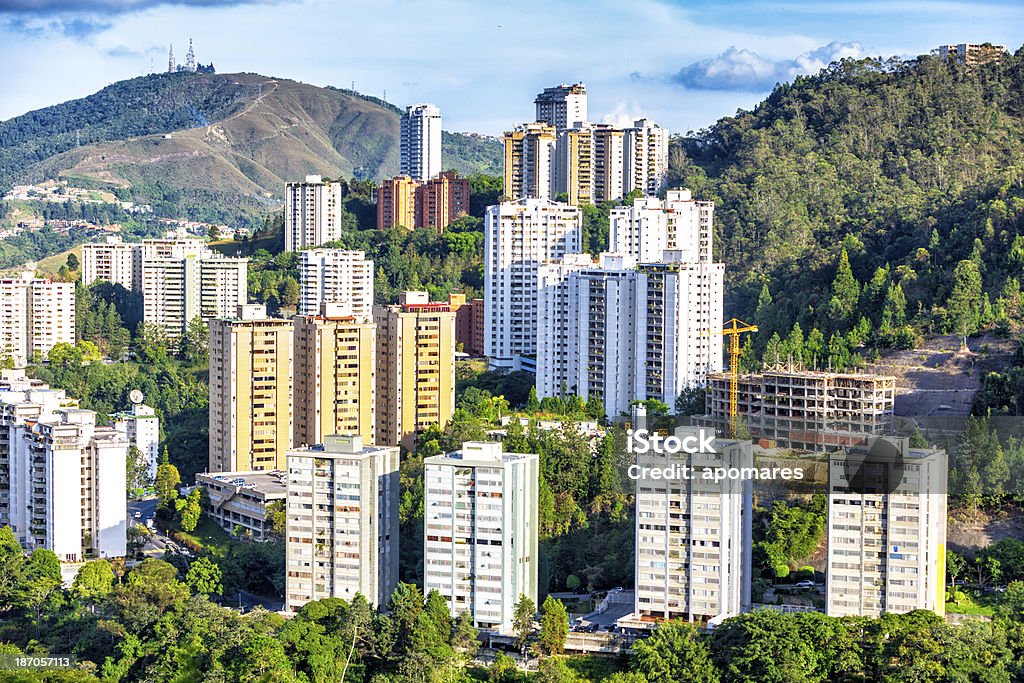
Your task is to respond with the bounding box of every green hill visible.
[669,47,1024,365]
[1,71,502,226]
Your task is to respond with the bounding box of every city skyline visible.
[1,0,1022,134]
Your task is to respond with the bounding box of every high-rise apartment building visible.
[298,249,374,320]
[628,422,752,626]
[81,236,137,289]
[375,292,456,450]
[624,118,669,197]
[610,190,713,263]
[826,439,947,618]
[553,124,626,206]
[377,172,471,233]
[377,175,420,230]
[0,373,127,562]
[141,253,248,338]
[285,175,344,252]
[81,235,207,292]
[423,441,539,633]
[938,43,1007,66]
[400,104,442,182]
[484,199,582,370]
[534,83,588,130]
[502,123,557,201]
[285,435,400,612]
[110,401,160,481]
[0,271,75,367]
[208,305,294,473]
[417,171,471,232]
[293,306,376,448]
[554,127,594,206]
[536,252,723,417]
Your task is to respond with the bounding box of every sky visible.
[0,0,1022,136]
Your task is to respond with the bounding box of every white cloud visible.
[672,41,866,91]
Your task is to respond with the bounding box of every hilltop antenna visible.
[168,44,174,72]
[76,131,80,147]
[185,38,196,72]
[149,56,154,74]
[383,89,386,102]
[351,80,354,91]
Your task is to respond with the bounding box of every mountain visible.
[0,71,502,225]
[668,47,1024,362]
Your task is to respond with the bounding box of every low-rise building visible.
[196,470,287,541]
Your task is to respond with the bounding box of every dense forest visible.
[668,48,1024,363]
[4,528,1024,682]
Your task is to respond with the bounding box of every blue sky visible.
[0,0,1021,135]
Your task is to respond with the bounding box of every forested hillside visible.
[669,48,1024,364]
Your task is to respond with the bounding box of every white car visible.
[794,580,816,589]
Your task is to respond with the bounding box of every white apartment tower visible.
[0,271,75,367]
[826,439,948,618]
[0,374,127,562]
[141,253,248,338]
[624,118,669,197]
[632,423,752,624]
[285,175,344,252]
[610,190,714,263]
[484,199,582,370]
[535,83,588,130]
[423,442,539,633]
[284,435,400,612]
[536,252,723,417]
[81,236,137,289]
[298,249,375,320]
[111,402,160,481]
[400,104,442,182]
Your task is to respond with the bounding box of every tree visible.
[535,656,580,683]
[155,462,181,509]
[66,252,80,271]
[947,259,983,347]
[265,500,286,538]
[72,559,115,602]
[180,316,208,363]
[512,594,536,650]
[452,611,480,657]
[126,445,148,494]
[633,620,719,683]
[538,595,569,655]
[489,652,518,682]
[175,487,202,532]
[947,551,967,587]
[185,556,223,596]
[526,386,541,413]
[880,282,907,329]
[828,247,860,325]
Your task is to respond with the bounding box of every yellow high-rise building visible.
[208,304,294,472]
[502,122,556,201]
[293,305,376,447]
[375,292,456,450]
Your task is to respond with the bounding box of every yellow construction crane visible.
[722,318,758,437]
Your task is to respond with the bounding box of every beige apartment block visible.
[208,305,294,473]
[374,292,455,450]
[293,305,376,448]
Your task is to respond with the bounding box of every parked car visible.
[794,580,816,589]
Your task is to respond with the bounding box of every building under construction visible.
[704,365,897,451]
